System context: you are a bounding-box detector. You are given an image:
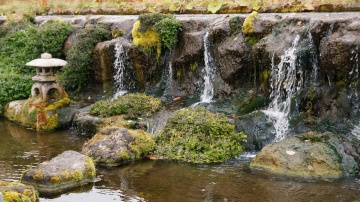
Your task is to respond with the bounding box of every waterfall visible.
[192,32,216,107]
[200,32,216,102]
[163,62,174,97]
[113,42,128,98]
[262,35,301,142]
[350,46,360,138]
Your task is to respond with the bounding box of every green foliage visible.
[60,23,111,92]
[154,17,182,50]
[155,107,246,163]
[134,13,181,52]
[207,0,223,14]
[138,13,172,33]
[0,74,33,115]
[89,93,162,119]
[0,21,72,116]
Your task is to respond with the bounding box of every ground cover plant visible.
[89,93,162,119]
[154,107,247,163]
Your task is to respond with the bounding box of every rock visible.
[82,127,155,166]
[211,19,253,87]
[92,38,134,92]
[319,25,360,85]
[250,132,360,178]
[73,106,102,136]
[21,150,96,194]
[0,181,38,202]
[235,110,276,151]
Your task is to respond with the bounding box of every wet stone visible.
[21,150,95,195]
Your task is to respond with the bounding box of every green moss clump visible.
[128,129,156,158]
[32,170,44,181]
[229,16,241,35]
[112,28,123,38]
[154,107,247,163]
[84,158,96,178]
[132,13,181,59]
[242,11,262,46]
[60,23,111,92]
[89,93,162,119]
[0,181,38,202]
[242,11,257,35]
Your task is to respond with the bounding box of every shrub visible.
[132,13,181,58]
[60,23,111,92]
[154,17,182,50]
[89,93,162,119]
[0,21,73,115]
[154,107,247,163]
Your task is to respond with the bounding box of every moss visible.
[50,176,62,185]
[128,129,155,158]
[155,107,247,163]
[3,191,32,202]
[190,62,198,72]
[229,16,241,35]
[242,11,257,35]
[89,93,162,119]
[132,20,161,59]
[260,69,271,91]
[71,171,84,182]
[44,96,70,111]
[32,170,43,181]
[84,158,96,178]
[112,28,123,38]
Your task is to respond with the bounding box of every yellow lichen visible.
[33,170,44,181]
[242,11,258,35]
[132,20,161,59]
[50,176,62,185]
[84,158,96,178]
[71,171,84,181]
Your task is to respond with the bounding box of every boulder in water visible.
[21,150,96,194]
[82,127,155,166]
[250,132,360,178]
[0,181,38,202]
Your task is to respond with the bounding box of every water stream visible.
[192,32,216,107]
[113,42,129,98]
[262,35,302,142]
[1,119,360,201]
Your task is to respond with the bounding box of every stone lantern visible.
[26,53,67,102]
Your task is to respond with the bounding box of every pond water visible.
[1,118,360,202]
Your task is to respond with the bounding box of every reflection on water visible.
[1,119,360,202]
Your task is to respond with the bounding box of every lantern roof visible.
[26,53,67,67]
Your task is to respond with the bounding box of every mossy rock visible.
[89,93,162,119]
[154,107,247,163]
[82,127,155,166]
[21,150,95,195]
[0,181,39,202]
[250,132,360,178]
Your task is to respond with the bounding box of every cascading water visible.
[349,46,360,138]
[262,35,302,142]
[192,32,216,107]
[113,42,128,98]
[163,61,174,97]
[201,32,216,102]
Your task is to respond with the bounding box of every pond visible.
[1,119,360,201]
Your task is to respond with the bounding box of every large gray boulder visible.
[21,150,96,194]
[250,132,360,178]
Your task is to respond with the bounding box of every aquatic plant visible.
[60,23,111,92]
[155,107,246,163]
[89,93,162,119]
